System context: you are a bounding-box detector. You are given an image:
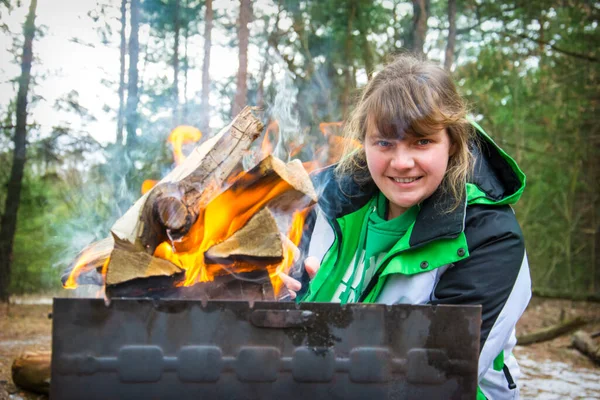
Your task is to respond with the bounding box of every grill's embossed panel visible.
[51,298,481,400]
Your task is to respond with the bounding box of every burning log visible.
[111,106,265,253]
[106,238,183,286]
[65,106,318,301]
[204,207,282,265]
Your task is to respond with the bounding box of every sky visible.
[0,0,266,146]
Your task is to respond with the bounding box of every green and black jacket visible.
[298,122,531,399]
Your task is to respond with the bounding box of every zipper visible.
[502,364,517,390]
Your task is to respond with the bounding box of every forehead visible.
[366,114,444,140]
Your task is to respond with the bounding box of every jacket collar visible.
[312,166,466,247]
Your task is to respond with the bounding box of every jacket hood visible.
[467,119,526,206]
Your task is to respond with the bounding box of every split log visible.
[111,106,265,253]
[106,270,273,300]
[571,330,600,365]
[516,316,591,346]
[106,237,183,286]
[61,236,112,287]
[12,351,51,395]
[105,107,264,284]
[204,207,282,265]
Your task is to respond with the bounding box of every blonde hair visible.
[335,54,474,211]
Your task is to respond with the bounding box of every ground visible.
[0,295,598,399]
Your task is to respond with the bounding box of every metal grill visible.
[51,298,481,400]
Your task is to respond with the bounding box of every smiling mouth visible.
[390,177,422,183]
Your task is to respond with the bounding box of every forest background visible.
[0,0,597,302]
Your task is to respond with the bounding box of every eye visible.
[416,139,432,146]
[375,140,393,148]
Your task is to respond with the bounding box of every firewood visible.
[61,236,112,287]
[105,237,183,286]
[110,106,265,253]
[105,107,264,284]
[516,316,591,346]
[219,155,317,213]
[205,207,282,265]
[12,351,51,395]
[571,330,600,365]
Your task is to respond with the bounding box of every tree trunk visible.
[172,0,181,127]
[116,0,127,146]
[125,0,140,148]
[341,1,356,118]
[356,1,374,80]
[232,0,252,117]
[182,0,189,122]
[444,0,456,70]
[200,0,212,134]
[407,0,430,56]
[0,0,37,303]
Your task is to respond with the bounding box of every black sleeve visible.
[429,204,529,354]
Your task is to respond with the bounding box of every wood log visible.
[204,207,282,265]
[516,316,591,346]
[571,330,600,365]
[110,106,265,253]
[532,288,600,303]
[105,270,274,300]
[105,236,183,286]
[61,236,113,287]
[105,107,264,285]
[12,351,51,395]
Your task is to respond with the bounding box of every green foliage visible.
[455,0,599,292]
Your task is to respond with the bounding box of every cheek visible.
[365,147,385,175]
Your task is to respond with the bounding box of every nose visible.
[389,148,415,170]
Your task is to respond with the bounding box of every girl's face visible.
[364,124,453,219]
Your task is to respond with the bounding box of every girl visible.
[281,55,531,399]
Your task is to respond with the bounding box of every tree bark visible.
[341,1,356,118]
[407,0,430,56]
[444,0,456,70]
[125,0,140,148]
[232,0,252,117]
[200,0,212,134]
[172,0,181,127]
[116,0,127,145]
[0,0,37,303]
[182,0,189,122]
[356,1,374,80]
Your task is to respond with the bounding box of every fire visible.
[63,245,111,289]
[260,120,279,158]
[141,179,158,195]
[268,208,311,296]
[141,125,203,194]
[153,166,309,295]
[168,125,203,165]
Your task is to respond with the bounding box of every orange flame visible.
[319,121,343,137]
[168,125,202,165]
[154,171,298,286]
[268,207,311,296]
[64,250,110,290]
[260,121,279,158]
[141,179,159,195]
